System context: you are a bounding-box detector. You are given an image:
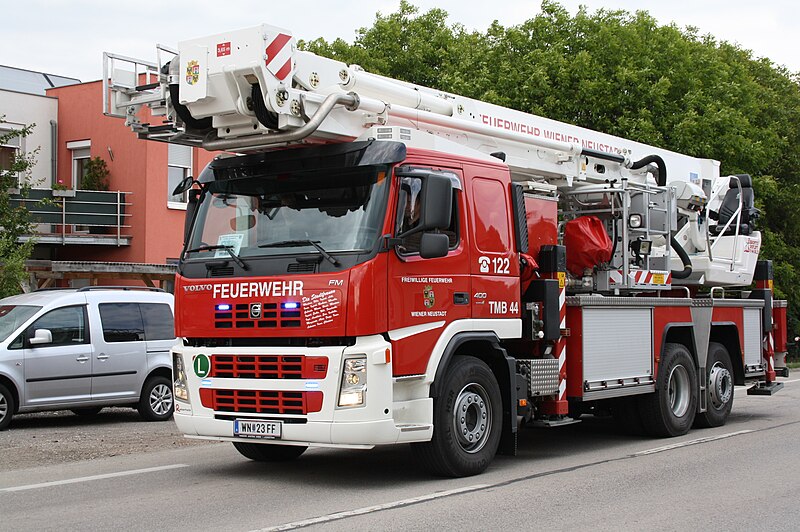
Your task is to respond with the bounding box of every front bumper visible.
[172,335,433,447]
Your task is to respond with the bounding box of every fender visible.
[429,331,519,452]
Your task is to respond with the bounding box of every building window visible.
[67,140,91,189]
[1,129,22,186]
[168,144,192,205]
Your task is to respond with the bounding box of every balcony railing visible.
[11,188,132,246]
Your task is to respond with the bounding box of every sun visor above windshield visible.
[198,141,407,184]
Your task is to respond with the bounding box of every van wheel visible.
[71,407,103,417]
[412,356,502,477]
[0,384,14,431]
[232,442,306,462]
[138,376,174,421]
[639,343,697,437]
[694,342,734,428]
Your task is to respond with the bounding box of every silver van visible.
[0,287,176,430]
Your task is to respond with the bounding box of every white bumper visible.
[172,335,432,447]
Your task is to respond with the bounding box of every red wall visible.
[47,81,217,265]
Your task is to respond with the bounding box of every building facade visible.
[1,65,216,283]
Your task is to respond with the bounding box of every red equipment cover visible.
[564,216,612,276]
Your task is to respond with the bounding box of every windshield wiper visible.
[184,244,249,270]
[258,239,341,266]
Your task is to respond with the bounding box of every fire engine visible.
[103,24,788,476]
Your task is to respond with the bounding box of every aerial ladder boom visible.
[103,23,761,288]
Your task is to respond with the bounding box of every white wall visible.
[0,89,58,186]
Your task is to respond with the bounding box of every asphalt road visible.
[1,376,798,532]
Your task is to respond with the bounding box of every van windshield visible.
[0,305,41,343]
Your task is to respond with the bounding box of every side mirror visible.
[29,329,53,346]
[172,175,196,196]
[420,174,452,231]
[419,233,449,259]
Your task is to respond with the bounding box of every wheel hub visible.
[709,362,733,409]
[668,364,691,417]
[453,384,491,454]
[150,384,174,416]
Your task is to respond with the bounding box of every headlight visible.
[629,213,643,228]
[338,355,367,407]
[173,352,190,403]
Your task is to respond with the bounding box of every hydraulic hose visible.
[670,235,693,279]
[630,155,667,186]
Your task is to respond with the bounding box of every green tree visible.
[0,120,37,297]
[301,1,800,326]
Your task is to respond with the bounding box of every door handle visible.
[97,353,109,361]
[76,356,89,363]
[453,292,470,305]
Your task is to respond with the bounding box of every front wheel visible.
[233,442,307,462]
[694,342,734,428]
[412,355,502,477]
[639,343,698,437]
[138,376,174,421]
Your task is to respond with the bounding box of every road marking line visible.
[781,378,800,383]
[0,464,189,493]
[634,430,754,456]
[252,484,490,532]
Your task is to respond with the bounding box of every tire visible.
[232,442,307,462]
[412,356,503,477]
[138,376,174,421]
[638,343,698,437]
[71,407,103,417]
[0,383,14,431]
[694,342,734,428]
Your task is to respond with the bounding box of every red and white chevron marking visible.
[264,33,294,81]
[557,285,566,400]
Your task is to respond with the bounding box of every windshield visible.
[0,305,41,343]
[186,165,390,259]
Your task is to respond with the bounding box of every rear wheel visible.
[0,384,14,431]
[71,407,103,417]
[412,356,502,477]
[694,342,734,428]
[639,343,698,437]
[138,376,174,421]
[232,442,306,462]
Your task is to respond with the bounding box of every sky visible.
[2,0,797,83]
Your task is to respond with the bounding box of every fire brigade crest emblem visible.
[423,285,435,308]
[186,60,200,85]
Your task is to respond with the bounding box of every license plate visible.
[234,419,282,439]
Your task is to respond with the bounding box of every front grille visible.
[215,303,303,329]
[209,267,234,277]
[199,389,323,415]
[210,355,328,379]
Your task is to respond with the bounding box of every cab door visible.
[23,305,93,406]
[468,175,521,320]
[387,168,471,376]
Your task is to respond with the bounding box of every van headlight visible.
[338,355,367,407]
[173,352,190,403]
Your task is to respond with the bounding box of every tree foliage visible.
[0,120,37,298]
[302,0,800,329]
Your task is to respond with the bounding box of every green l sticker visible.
[193,354,210,378]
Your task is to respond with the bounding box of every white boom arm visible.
[103,23,760,287]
